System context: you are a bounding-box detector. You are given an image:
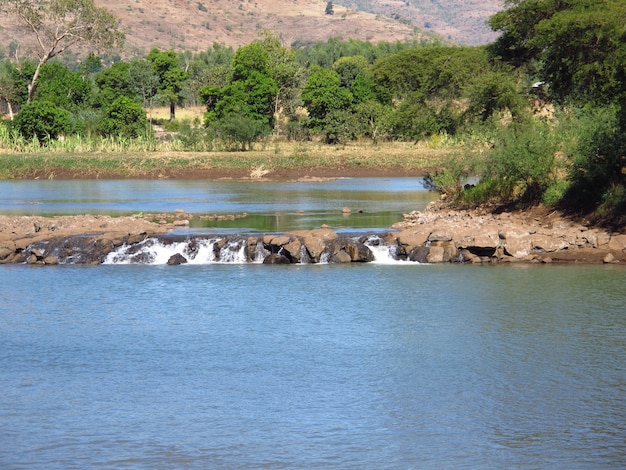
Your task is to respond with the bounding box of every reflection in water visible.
[0,178,437,232]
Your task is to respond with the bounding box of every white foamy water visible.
[364,236,421,265]
[104,238,252,265]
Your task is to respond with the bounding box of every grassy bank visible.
[0,140,469,180]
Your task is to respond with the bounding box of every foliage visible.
[0,59,21,118]
[99,96,148,138]
[489,0,626,106]
[300,66,353,138]
[211,113,269,151]
[559,105,626,226]
[0,0,124,102]
[461,121,561,207]
[12,100,72,141]
[147,49,189,120]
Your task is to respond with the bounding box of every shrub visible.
[13,100,72,142]
[460,121,560,207]
[214,113,269,151]
[99,96,148,138]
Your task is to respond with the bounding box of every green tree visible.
[489,0,626,106]
[31,61,92,110]
[259,31,305,134]
[93,61,134,108]
[147,49,189,121]
[0,0,124,102]
[13,99,71,141]
[201,41,278,130]
[301,66,353,135]
[128,58,160,117]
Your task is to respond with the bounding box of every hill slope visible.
[0,0,503,58]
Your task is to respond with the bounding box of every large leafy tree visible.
[31,61,92,109]
[147,49,189,121]
[201,41,278,129]
[0,0,124,102]
[489,0,626,106]
[93,61,135,108]
[301,66,353,142]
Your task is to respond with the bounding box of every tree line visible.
[0,0,625,225]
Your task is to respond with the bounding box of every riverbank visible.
[0,143,460,180]
[1,201,624,265]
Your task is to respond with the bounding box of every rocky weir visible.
[1,203,625,266]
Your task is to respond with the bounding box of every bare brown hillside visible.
[0,0,502,58]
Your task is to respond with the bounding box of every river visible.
[1,178,625,468]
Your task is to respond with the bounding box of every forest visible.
[0,0,625,226]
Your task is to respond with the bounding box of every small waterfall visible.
[253,241,270,263]
[299,244,311,264]
[364,235,414,265]
[219,239,247,263]
[104,237,249,265]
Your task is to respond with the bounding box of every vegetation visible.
[0,0,624,227]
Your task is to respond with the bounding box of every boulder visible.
[345,240,374,262]
[167,253,188,265]
[395,229,429,250]
[331,250,352,263]
[608,234,626,252]
[530,234,570,253]
[426,246,445,263]
[263,253,291,264]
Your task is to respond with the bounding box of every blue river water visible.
[1,178,625,468]
[1,263,625,469]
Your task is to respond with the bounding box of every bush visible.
[99,96,148,138]
[13,100,72,142]
[461,121,560,207]
[560,105,626,226]
[214,113,269,150]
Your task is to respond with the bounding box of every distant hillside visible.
[335,0,503,45]
[0,0,503,59]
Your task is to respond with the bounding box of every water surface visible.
[1,263,624,468]
[0,178,436,232]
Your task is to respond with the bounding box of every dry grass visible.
[148,106,206,122]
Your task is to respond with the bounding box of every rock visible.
[603,253,615,264]
[282,239,302,261]
[345,240,374,262]
[428,232,453,242]
[263,253,291,264]
[530,234,570,252]
[396,229,429,249]
[332,250,352,263]
[167,253,188,265]
[426,246,445,263]
[0,247,14,260]
[342,207,351,214]
[173,219,189,227]
[608,234,626,252]
[407,246,430,262]
[263,234,290,246]
[43,256,59,265]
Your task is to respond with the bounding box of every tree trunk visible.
[169,101,176,121]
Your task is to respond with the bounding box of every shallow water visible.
[1,263,625,469]
[0,178,437,232]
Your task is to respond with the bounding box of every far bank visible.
[0,142,464,180]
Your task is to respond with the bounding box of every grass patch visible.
[0,140,472,179]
